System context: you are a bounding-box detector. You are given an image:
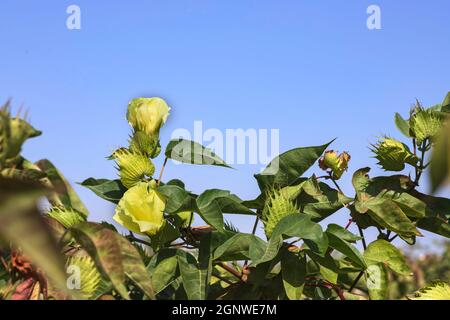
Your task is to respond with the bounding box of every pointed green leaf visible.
[80,178,126,204]
[157,184,196,214]
[196,189,254,231]
[213,233,267,261]
[255,140,334,191]
[253,214,328,266]
[165,139,231,168]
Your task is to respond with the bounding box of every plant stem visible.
[389,234,399,242]
[127,234,152,247]
[157,157,168,187]
[344,219,353,230]
[414,139,429,186]
[358,226,367,250]
[349,271,364,292]
[216,262,244,282]
[328,173,344,194]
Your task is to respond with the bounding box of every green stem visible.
[243,214,259,268]
[349,271,364,292]
[157,157,168,187]
[127,234,152,247]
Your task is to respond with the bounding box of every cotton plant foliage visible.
[0,93,450,300]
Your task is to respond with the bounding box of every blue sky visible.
[1,1,449,249]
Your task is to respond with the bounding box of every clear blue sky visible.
[1,1,449,249]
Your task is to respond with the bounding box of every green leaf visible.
[363,240,411,276]
[70,222,155,300]
[254,140,333,191]
[366,263,389,300]
[325,224,362,242]
[176,250,208,300]
[213,233,267,261]
[306,251,339,284]
[297,178,353,222]
[365,198,421,237]
[252,214,328,266]
[157,184,196,214]
[80,178,126,204]
[325,230,366,269]
[281,250,306,300]
[116,235,155,299]
[351,169,421,236]
[165,138,231,168]
[409,281,450,300]
[417,217,450,238]
[36,159,89,217]
[196,189,254,231]
[394,113,412,138]
[147,249,179,294]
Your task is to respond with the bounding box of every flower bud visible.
[113,148,155,189]
[0,103,41,166]
[127,97,170,135]
[319,150,351,180]
[371,137,418,171]
[114,181,166,236]
[410,108,444,144]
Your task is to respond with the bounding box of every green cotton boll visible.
[410,108,445,144]
[262,188,300,239]
[129,131,161,158]
[113,181,166,236]
[126,97,171,136]
[113,148,155,189]
[371,137,419,171]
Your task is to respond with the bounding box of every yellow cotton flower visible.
[114,181,166,236]
[127,97,170,135]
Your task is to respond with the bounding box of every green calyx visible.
[371,137,419,171]
[47,206,86,228]
[113,148,155,189]
[262,188,300,239]
[66,255,104,300]
[129,131,161,158]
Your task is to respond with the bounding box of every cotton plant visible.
[1,93,450,300]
